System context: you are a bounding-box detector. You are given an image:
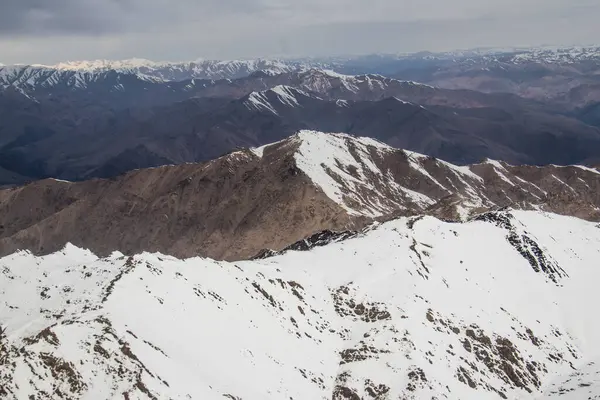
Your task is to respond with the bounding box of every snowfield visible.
[1,210,600,399]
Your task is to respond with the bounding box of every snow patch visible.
[292,131,428,216]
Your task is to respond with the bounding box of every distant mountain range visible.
[2,68,600,185]
[3,45,600,89]
[0,59,317,88]
[2,46,600,186]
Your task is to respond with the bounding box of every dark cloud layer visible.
[0,0,598,64]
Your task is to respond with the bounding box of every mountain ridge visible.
[1,131,599,261]
[4,73,600,186]
[1,209,600,399]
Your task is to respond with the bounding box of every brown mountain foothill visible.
[1,131,599,260]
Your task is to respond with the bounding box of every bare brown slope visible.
[0,140,354,260]
[1,132,600,261]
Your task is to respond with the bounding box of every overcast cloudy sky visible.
[1,0,599,64]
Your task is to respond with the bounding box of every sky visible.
[0,0,599,64]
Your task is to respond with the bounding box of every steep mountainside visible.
[3,81,600,184]
[1,210,600,399]
[1,131,599,260]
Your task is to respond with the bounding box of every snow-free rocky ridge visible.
[1,210,600,399]
[1,130,599,261]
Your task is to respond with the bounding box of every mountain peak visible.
[249,130,600,221]
[1,129,600,261]
[244,85,316,114]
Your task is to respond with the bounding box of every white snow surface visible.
[245,91,279,115]
[271,85,302,107]
[485,159,517,187]
[574,165,600,175]
[290,131,434,216]
[1,210,600,399]
[243,86,315,115]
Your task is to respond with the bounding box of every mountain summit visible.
[1,131,598,260]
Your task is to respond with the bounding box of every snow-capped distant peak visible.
[321,69,355,78]
[0,58,313,88]
[270,85,305,106]
[245,91,279,114]
[244,85,315,114]
[44,58,169,71]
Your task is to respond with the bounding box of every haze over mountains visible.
[3,45,600,399]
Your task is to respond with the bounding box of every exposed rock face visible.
[1,210,600,399]
[1,130,599,260]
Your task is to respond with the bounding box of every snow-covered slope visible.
[291,131,435,217]
[43,58,309,79]
[268,69,432,102]
[1,210,600,399]
[0,59,315,90]
[0,64,161,91]
[243,85,318,114]
[251,131,600,221]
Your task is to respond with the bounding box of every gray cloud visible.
[0,0,598,64]
[0,0,130,34]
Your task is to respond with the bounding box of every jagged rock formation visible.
[1,210,600,399]
[1,130,599,260]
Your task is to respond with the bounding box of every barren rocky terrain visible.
[1,131,599,260]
